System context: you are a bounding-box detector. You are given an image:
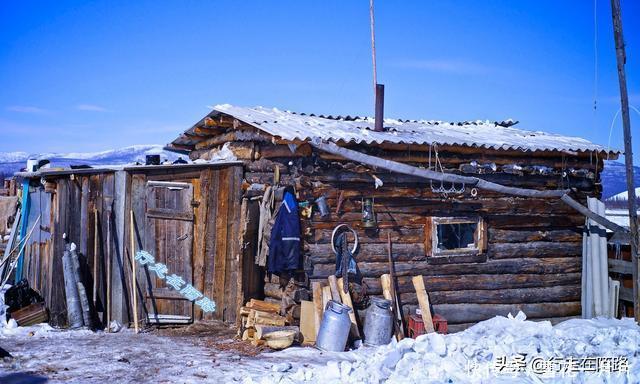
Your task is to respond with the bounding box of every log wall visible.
[226,138,602,328]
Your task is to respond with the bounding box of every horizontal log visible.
[484,214,584,229]
[310,257,581,278]
[431,302,581,324]
[488,242,582,259]
[307,243,427,264]
[257,144,312,159]
[312,226,424,244]
[319,196,576,216]
[399,285,581,305]
[489,228,582,243]
[363,272,582,294]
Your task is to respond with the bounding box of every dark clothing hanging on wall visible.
[267,191,301,274]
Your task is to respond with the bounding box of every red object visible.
[408,313,448,337]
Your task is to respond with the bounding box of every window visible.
[428,217,486,257]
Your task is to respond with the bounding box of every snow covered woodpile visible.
[165,104,619,330]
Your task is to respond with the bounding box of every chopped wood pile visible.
[239,299,298,349]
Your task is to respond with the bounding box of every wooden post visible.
[337,277,361,339]
[93,209,98,305]
[386,232,405,340]
[610,0,640,320]
[327,275,342,304]
[129,210,139,333]
[412,275,435,333]
[106,214,111,332]
[311,282,323,337]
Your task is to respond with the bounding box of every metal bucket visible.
[316,300,352,352]
[363,297,393,346]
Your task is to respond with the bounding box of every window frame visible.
[426,216,487,258]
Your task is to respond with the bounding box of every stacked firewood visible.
[239,299,299,349]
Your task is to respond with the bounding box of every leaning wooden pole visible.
[129,210,139,333]
[610,0,640,320]
[93,209,98,305]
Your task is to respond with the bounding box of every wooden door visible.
[144,181,194,323]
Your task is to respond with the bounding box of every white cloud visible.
[6,105,50,114]
[390,59,490,75]
[76,104,109,112]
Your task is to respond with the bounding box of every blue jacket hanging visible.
[268,191,301,273]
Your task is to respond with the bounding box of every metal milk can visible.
[316,300,352,352]
[363,297,393,346]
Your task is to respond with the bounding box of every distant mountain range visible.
[0,145,184,177]
[0,146,638,199]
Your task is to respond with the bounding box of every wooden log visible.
[489,228,582,243]
[311,257,581,278]
[242,328,255,341]
[399,284,581,305]
[337,277,361,339]
[257,144,312,159]
[264,282,283,299]
[488,242,582,259]
[412,276,435,333]
[327,275,342,304]
[364,272,582,294]
[432,302,581,324]
[247,299,280,313]
[249,309,287,327]
[311,282,323,335]
[308,243,426,264]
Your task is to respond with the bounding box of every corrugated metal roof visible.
[170,104,617,154]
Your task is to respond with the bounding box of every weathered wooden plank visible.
[203,169,220,320]
[212,168,230,320]
[146,208,194,221]
[608,259,633,275]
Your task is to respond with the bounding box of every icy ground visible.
[1,313,639,383]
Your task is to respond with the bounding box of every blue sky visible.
[1,0,639,161]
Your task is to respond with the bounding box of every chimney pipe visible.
[374,83,384,132]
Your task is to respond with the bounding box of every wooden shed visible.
[164,104,618,331]
[13,162,255,327]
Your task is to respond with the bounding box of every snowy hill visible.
[0,145,184,176]
[601,160,640,199]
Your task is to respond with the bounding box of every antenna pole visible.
[369,0,377,99]
[610,0,639,320]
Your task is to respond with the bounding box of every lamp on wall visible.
[361,197,377,228]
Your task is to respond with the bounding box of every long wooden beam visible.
[310,139,628,233]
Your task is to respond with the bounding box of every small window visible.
[430,217,485,256]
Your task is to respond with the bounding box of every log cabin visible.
[163,104,619,332]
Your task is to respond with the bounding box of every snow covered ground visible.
[1,313,639,383]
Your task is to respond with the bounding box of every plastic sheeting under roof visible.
[169,104,617,154]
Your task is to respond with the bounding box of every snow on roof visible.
[169,104,617,154]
